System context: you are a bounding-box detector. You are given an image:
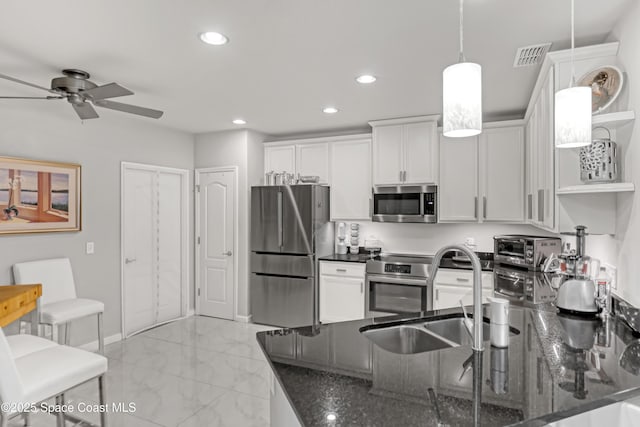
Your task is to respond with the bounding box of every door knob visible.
[125,258,136,264]
[223,251,233,256]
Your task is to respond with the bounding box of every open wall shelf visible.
[592,110,635,129]
[557,182,635,195]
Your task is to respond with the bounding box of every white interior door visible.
[122,167,156,336]
[196,168,236,319]
[122,163,189,337]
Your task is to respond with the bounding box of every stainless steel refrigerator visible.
[250,185,334,327]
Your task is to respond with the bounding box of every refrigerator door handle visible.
[277,191,283,249]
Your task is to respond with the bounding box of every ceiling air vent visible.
[513,43,552,68]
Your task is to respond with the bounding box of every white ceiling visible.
[0,0,633,137]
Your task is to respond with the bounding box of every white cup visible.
[488,297,509,325]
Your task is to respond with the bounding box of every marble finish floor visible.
[8,316,275,427]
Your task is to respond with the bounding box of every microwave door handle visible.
[420,192,425,215]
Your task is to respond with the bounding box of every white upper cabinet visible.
[370,116,440,186]
[479,126,525,222]
[439,134,478,222]
[439,123,524,223]
[404,121,438,184]
[264,141,330,183]
[371,125,404,184]
[265,145,296,174]
[296,143,329,183]
[330,138,372,220]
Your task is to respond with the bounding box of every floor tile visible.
[177,391,269,427]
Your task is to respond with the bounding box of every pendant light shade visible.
[555,0,592,148]
[555,86,592,148]
[443,62,482,137]
[442,0,482,138]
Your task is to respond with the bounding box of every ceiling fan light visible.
[555,86,592,148]
[443,62,482,138]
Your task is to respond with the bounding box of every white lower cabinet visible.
[319,261,366,323]
[432,269,494,310]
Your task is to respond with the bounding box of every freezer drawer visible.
[251,253,314,277]
[251,274,314,328]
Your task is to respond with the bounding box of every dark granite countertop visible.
[318,253,374,263]
[318,251,494,270]
[257,302,640,426]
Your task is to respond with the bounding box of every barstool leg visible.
[0,411,7,427]
[97,312,104,355]
[57,324,65,345]
[98,375,108,427]
[64,323,71,346]
[55,395,65,427]
[23,412,31,426]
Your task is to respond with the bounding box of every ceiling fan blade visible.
[0,96,63,99]
[94,99,163,119]
[72,102,99,120]
[82,82,133,100]
[0,73,51,92]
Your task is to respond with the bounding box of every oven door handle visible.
[367,274,428,287]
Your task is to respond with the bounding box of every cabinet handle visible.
[483,196,487,219]
[538,189,544,222]
[435,289,439,301]
[403,171,407,182]
[360,282,364,293]
[399,170,403,182]
[369,198,373,217]
[336,268,347,273]
[527,194,533,220]
[456,277,470,283]
[474,196,478,219]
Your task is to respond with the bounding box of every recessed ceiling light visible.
[199,32,229,45]
[326,413,337,421]
[232,119,246,125]
[323,107,339,114]
[356,75,377,84]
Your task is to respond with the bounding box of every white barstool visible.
[0,327,108,427]
[13,258,105,354]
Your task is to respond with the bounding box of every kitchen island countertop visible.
[257,301,640,426]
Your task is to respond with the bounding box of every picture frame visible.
[0,156,81,235]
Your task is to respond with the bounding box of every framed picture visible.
[0,156,81,234]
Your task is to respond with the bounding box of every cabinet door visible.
[265,145,295,174]
[480,127,525,222]
[439,134,478,221]
[296,143,329,183]
[404,121,438,184]
[372,125,404,185]
[433,284,493,310]
[319,275,365,323]
[330,139,372,220]
[540,69,555,230]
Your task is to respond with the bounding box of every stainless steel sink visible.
[423,318,491,347]
[360,314,520,355]
[361,324,457,355]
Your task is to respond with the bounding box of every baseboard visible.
[235,314,252,323]
[79,333,122,352]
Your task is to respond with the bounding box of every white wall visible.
[0,104,194,343]
[194,129,265,319]
[342,222,557,254]
[607,3,640,305]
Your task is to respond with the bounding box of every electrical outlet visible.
[86,242,95,255]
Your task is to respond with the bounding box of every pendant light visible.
[443,0,482,138]
[555,0,592,148]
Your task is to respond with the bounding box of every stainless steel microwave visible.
[372,184,437,223]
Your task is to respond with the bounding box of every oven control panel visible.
[384,264,411,274]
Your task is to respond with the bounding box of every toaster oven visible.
[494,235,562,271]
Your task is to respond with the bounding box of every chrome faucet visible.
[428,245,484,352]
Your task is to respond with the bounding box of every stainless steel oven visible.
[365,255,432,317]
[372,184,437,223]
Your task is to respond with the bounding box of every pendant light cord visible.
[570,0,576,87]
[459,0,465,62]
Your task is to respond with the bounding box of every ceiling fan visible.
[0,69,163,120]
